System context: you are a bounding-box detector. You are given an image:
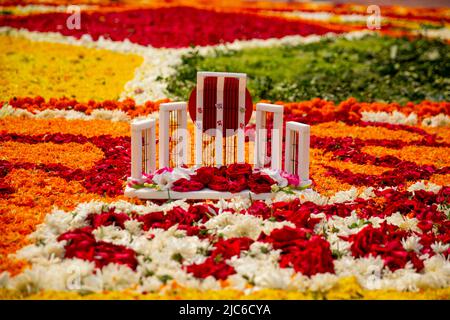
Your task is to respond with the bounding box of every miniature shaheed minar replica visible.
[125,72,311,200]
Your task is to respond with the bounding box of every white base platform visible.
[125,180,312,200]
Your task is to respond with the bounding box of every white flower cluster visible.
[0,104,130,122]
[361,111,450,127]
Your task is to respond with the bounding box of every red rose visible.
[281,236,335,276]
[171,178,204,192]
[208,175,229,191]
[349,224,385,258]
[212,237,253,259]
[185,237,252,280]
[248,172,276,194]
[262,226,309,250]
[192,167,217,185]
[226,163,252,179]
[187,204,218,222]
[88,211,130,229]
[185,257,236,280]
[247,200,271,219]
[94,241,138,270]
[137,211,166,231]
[347,223,424,271]
[228,176,247,193]
[58,227,138,270]
[260,226,334,276]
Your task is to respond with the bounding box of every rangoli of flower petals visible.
[0,0,449,300]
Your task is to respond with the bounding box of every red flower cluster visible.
[137,204,217,237]
[4,96,164,118]
[346,222,424,271]
[57,227,138,270]
[0,179,14,198]
[87,209,130,229]
[0,7,342,48]
[172,164,276,194]
[185,237,253,280]
[247,198,322,229]
[260,226,335,276]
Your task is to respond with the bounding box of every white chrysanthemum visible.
[70,201,105,228]
[99,264,139,291]
[324,211,364,237]
[254,268,293,290]
[39,209,73,235]
[5,259,97,293]
[361,111,418,126]
[329,187,359,204]
[431,242,449,255]
[124,220,143,236]
[380,268,422,292]
[334,256,384,280]
[93,226,132,247]
[131,237,154,258]
[308,273,339,292]
[326,233,352,255]
[418,255,450,289]
[246,242,277,260]
[131,199,190,215]
[90,109,130,122]
[15,240,66,265]
[407,181,441,193]
[401,235,423,253]
[358,187,376,200]
[138,276,163,293]
[422,114,450,127]
[272,192,299,203]
[203,211,293,239]
[227,274,249,291]
[386,213,420,233]
[289,273,311,292]
[216,196,251,212]
[109,200,141,214]
[229,255,292,290]
[298,189,328,205]
[164,236,209,263]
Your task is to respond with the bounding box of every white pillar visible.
[131,118,156,181]
[236,76,246,163]
[255,103,283,170]
[159,102,187,168]
[284,121,310,182]
[215,76,224,166]
[131,126,142,181]
[195,74,204,167]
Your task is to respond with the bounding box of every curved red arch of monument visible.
[188,77,253,137]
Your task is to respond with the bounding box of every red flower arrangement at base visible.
[129,163,307,194]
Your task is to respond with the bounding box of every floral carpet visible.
[0,0,449,300]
